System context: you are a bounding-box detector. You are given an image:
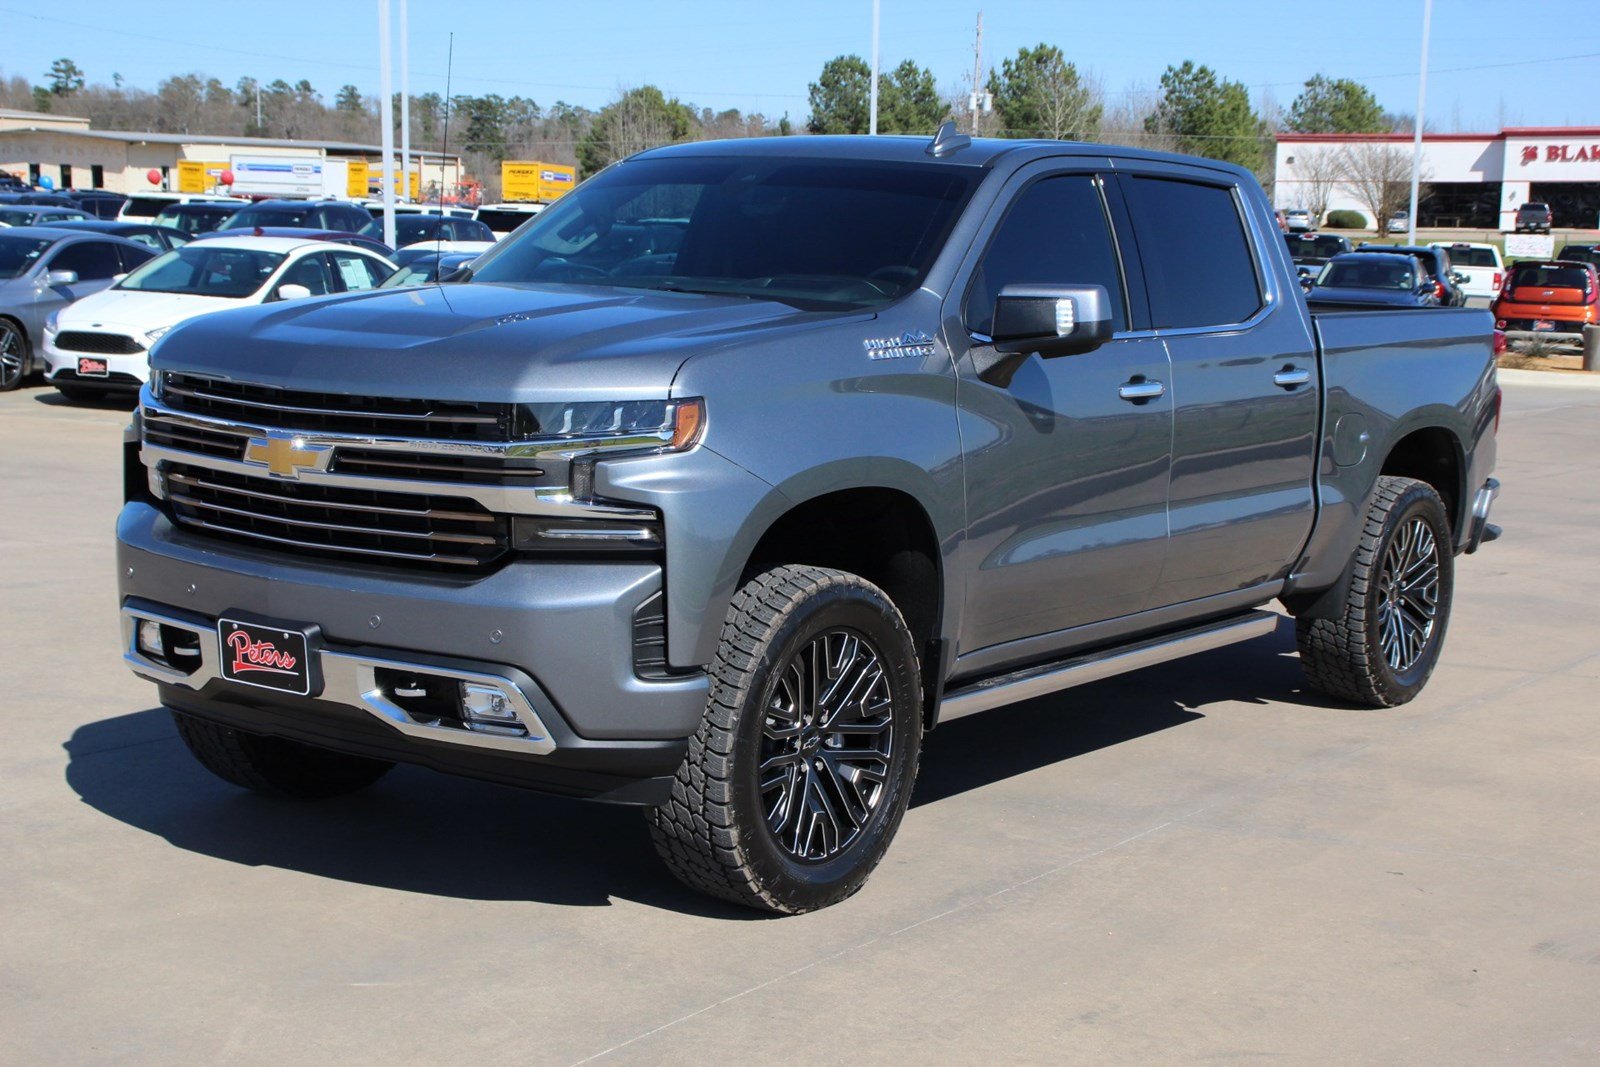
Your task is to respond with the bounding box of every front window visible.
[0,235,53,278]
[118,245,287,298]
[469,156,977,310]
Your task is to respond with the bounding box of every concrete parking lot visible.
[2,374,1598,1064]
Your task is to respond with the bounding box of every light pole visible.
[377,0,396,248]
[1406,0,1432,244]
[399,0,411,203]
[869,0,880,136]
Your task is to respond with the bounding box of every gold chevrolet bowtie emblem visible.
[243,433,332,478]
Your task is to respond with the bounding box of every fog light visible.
[460,682,526,735]
[136,618,164,659]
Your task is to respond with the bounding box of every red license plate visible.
[76,357,108,377]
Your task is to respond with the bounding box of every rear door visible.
[1116,168,1320,608]
[950,163,1174,658]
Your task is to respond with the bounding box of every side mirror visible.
[971,284,1115,387]
[274,283,312,301]
[45,269,78,286]
[991,283,1114,357]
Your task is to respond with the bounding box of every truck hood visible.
[152,281,847,402]
[61,288,243,333]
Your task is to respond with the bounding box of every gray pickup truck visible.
[116,127,1501,913]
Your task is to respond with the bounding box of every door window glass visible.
[965,175,1127,337]
[1123,177,1262,328]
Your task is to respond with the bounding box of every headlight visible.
[44,310,59,336]
[513,398,706,501]
[144,325,171,344]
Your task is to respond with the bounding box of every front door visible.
[950,168,1173,661]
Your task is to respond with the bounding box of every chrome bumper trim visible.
[121,604,557,755]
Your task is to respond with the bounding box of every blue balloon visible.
[39,175,54,189]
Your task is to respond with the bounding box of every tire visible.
[0,319,27,392]
[170,709,394,799]
[54,384,104,403]
[1295,476,1455,707]
[647,565,924,914]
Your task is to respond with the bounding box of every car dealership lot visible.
[2,378,1597,1064]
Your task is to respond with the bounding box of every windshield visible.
[1286,235,1346,259]
[1319,259,1415,290]
[223,205,314,229]
[470,156,977,310]
[0,234,54,278]
[118,245,286,297]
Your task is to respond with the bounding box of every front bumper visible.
[117,501,710,799]
[43,336,149,390]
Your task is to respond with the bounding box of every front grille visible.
[56,331,143,354]
[334,448,546,485]
[163,463,508,569]
[162,374,511,442]
[142,413,249,459]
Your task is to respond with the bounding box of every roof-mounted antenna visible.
[927,120,972,158]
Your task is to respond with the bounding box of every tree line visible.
[3,49,1398,196]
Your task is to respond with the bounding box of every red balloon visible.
[146,168,161,185]
[219,169,234,186]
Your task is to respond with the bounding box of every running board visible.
[937,610,1281,723]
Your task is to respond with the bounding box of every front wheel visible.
[647,565,924,914]
[1296,476,1455,707]
[170,710,394,799]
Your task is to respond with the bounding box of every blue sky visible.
[3,0,1597,130]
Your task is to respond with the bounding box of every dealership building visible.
[0,108,462,199]
[1275,126,1600,230]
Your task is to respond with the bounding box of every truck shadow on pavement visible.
[63,624,1321,914]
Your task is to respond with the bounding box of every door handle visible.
[1118,378,1165,402]
[1273,367,1311,389]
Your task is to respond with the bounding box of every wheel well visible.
[1381,427,1463,533]
[743,487,943,704]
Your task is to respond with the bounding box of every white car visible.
[1430,241,1504,302]
[473,202,545,239]
[119,191,246,223]
[1386,210,1410,234]
[42,236,395,400]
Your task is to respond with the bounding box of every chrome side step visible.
[937,610,1281,723]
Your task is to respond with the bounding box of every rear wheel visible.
[647,565,924,914]
[0,320,27,391]
[1296,476,1454,707]
[170,710,393,799]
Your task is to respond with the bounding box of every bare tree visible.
[1293,147,1343,225]
[1337,143,1424,233]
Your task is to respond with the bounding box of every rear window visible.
[477,209,539,233]
[1511,264,1591,290]
[123,196,176,218]
[1448,247,1499,268]
[1124,176,1262,328]
[1320,258,1414,290]
[1522,203,1549,212]
[1286,235,1347,259]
